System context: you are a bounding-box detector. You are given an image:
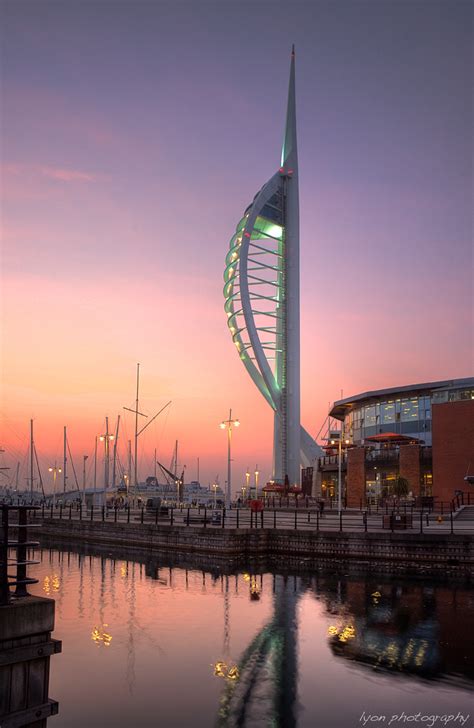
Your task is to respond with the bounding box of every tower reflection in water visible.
[31,546,473,728]
[216,574,299,728]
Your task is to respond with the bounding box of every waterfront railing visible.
[24,492,474,535]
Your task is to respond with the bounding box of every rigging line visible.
[33,444,45,498]
[67,438,80,490]
[137,401,172,437]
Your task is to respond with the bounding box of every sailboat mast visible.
[63,425,67,493]
[93,435,97,495]
[112,415,120,489]
[15,462,20,492]
[134,363,140,489]
[30,419,34,497]
[128,439,132,494]
[105,416,110,489]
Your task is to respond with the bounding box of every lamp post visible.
[220,409,240,509]
[243,469,250,500]
[254,465,259,500]
[82,455,88,507]
[48,463,62,508]
[212,482,218,509]
[99,417,115,491]
[330,427,350,514]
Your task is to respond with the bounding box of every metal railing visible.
[29,495,474,535]
[1,505,40,606]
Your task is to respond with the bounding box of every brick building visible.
[315,378,474,507]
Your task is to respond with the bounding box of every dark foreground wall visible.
[33,520,474,578]
[0,596,62,727]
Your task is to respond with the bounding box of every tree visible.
[393,475,410,499]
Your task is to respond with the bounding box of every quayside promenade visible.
[24,504,474,579]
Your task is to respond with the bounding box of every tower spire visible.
[281,45,298,169]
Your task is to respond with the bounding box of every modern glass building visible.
[316,378,474,505]
[330,378,474,447]
[223,48,320,485]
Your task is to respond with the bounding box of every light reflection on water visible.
[29,547,474,728]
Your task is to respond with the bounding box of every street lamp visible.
[212,482,219,509]
[254,465,259,499]
[243,468,250,500]
[99,416,114,490]
[48,463,62,507]
[330,428,350,514]
[82,455,89,506]
[219,409,240,509]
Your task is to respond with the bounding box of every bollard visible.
[79,503,82,521]
[450,510,454,534]
[69,503,72,520]
[114,507,117,523]
[90,505,94,522]
[102,506,105,522]
[339,511,343,532]
[236,509,239,528]
[203,507,207,528]
[274,510,277,529]
[59,504,63,520]
[140,507,144,524]
[261,510,264,529]
[127,505,130,523]
[222,509,225,529]
[186,508,190,526]
[170,508,174,526]
[50,504,53,519]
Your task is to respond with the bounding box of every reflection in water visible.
[28,545,473,728]
[217,576,299,728]
[321,578,474,683]
[91,624,113,647]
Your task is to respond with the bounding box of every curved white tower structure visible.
[224,48,320,485]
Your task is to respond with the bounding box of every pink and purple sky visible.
[1,1,472,493]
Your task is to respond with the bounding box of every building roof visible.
[330,377,474,420]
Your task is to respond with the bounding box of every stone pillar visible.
[399,445,421,496]
[346,448,366,508]
[0,596,61,727]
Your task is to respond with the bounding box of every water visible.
[29,545,474,728]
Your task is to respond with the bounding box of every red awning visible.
[365,433,423,444]
[263,483,285,493]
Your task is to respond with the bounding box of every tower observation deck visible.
[223,48,320,485]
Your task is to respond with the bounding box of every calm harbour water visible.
[29,546,474,728]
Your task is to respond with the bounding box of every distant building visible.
[315,378,474,506]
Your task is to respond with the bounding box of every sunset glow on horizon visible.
[1,1,472,493]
